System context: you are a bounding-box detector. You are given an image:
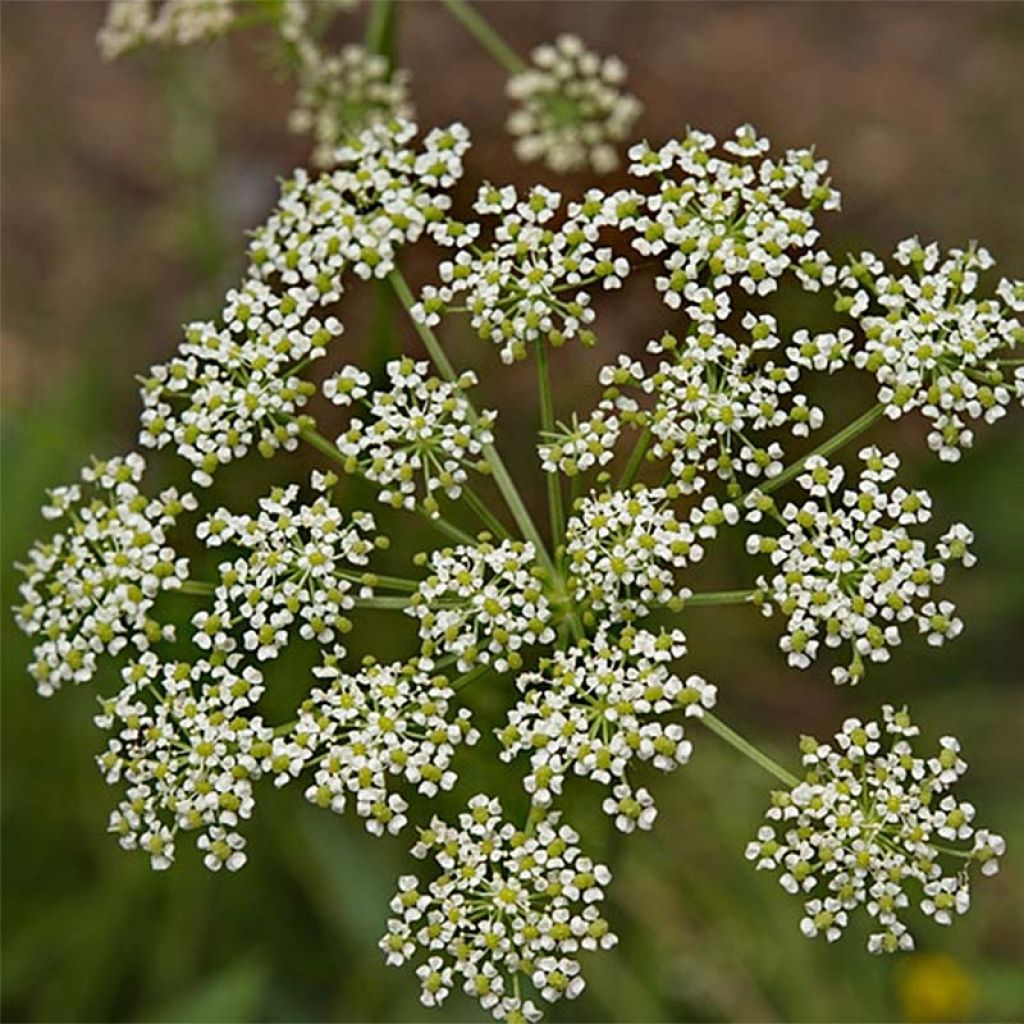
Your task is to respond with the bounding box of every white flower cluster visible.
[14,454,194,696]
[838,240,1024,460]
[95,654,274,872]
[506,34,642,174]
[746,705,1006,953]
[746,447,975,684]
[249,120,468,292]
[625,124,840,309]
[415,183,631,364]
[589,318,825,494]
[273,656,479,837]
[289,43,415,167]
[408,540,555,673]
[499,628,716,832]
[138,283,334,486]
[381,796,616,1021]
[139,120,468,486]
[329,358,496,516]
[538,409,620,476]
[565,486,736,621]
[97,0,233,60]
[194,471,378,661]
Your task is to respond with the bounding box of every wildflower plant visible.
[15,3,1023,1020]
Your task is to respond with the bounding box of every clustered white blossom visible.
[273,656,479,836]
[139,120,468,486]
[499,628,716,832]
[507,33,642,173]
[15,110,1019,1021]
[14,454,194,696]
[97,0,234,60]
[746,705,1006,953]
[95,653,273,872]
[625,124,840,309]
[538,408,620,476]
[746,447,974,684]
[565,486,736,621]
[381,796,616,1021]
[414,183,632,364]
[329,358,496,515]
[194,470,379,662]
[837,240,1024,460]
[583,317,825,494]
[408,540,555,673]
[289,43,414,167]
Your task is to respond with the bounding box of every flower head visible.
[507,34,641,173]
[746,447,973,683]
[746,706,1006,953]
[499,627,715,830]
[95,653,274,872]
[275,656,480,836]
[415,183,631,362]
[625,124,840,308]
[14,454,194,695]
[331,358,496,516]
[839,240,1023,460]
[565,486,735,621]
[195,471,379,661]
[381,796,616,1020]
[409,540,555,673]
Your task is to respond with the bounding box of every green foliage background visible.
[2,3,1023,1021]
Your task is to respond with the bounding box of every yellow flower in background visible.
[898,953,976,1022]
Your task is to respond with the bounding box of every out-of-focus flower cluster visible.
[507,33,642,174]
[745,447,974,684]
[98,0,235,59]
[289,42,413,168]
[99,0,402,164]
[382,796,616,1020]
[746,706,1006,953]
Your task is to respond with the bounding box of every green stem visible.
[617,425,652,489]
[462,484,512,540]
[452,662,491,692]
[440,0,526,74]
[388,269,555,575]
[353,595,410,611]
[364,0,396,59]
[685,589,756,607]
[179,580,214,597]
[416,507,478,546]
[299,425,346,466]
[348,571,421,593]
[536,341,565,552]
[758,403,886,496]
[700,712,801,788]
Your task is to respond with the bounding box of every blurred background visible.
[2,2,1023,1021]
